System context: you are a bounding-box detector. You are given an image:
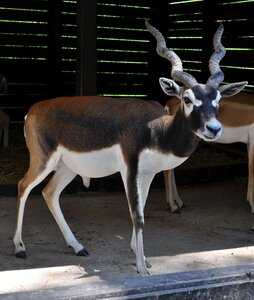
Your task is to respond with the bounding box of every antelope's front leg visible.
[247,173,254,213]
[127,172,154,276]
[132,207,148,275]
[247,143,254,213]
[124,175,147,275]
[131,174,154,270]
[164,169,184,213]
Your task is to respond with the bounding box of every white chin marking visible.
[196,129,222,141]
[204,135,219,141]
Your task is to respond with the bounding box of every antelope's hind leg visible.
[13,151,61,258]
[42,161,89,256]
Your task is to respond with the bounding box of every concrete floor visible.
[1,177,254,297]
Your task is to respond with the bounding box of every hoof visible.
[172,209,181,214]
[137,269,150,276]
[77,248,89,256]
[145,260,152,268]
[181,204,187,209]
[15,251,27,259]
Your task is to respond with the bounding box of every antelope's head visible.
[146,20,247,141]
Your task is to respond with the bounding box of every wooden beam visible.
[76,0,97,96]
[48,0,62,97]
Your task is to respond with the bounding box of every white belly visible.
[59,145,123,178]
[139,149,188,175]
[58,145,188,179]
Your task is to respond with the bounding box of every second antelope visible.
[164,92,254,213]
[13,21,247,276]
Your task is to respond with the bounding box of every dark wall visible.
[0,0,253,124]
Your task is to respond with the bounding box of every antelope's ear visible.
[218,81,248,97]
[159,77,183,99]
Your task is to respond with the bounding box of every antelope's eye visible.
[183,96,192,105]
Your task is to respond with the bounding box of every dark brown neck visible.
[148,108,200,157]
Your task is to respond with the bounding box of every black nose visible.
[206,125,221,136]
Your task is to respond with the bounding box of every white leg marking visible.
[131,174,154,252]
[164,169,183,212]
[13,191,29,254]
[131,174,154,275]
[82,176,90,188]
[247,143,254,213]
[171,169,184,208]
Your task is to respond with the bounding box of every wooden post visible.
[0,109,9,147]
[48,0,62,97]
[76,0,97,96]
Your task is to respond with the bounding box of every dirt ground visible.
[1,177,254,295]
[0,125,252,297]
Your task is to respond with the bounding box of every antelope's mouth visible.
[196,127,222,141]
[204,130,222,141]
[204,135,218,141]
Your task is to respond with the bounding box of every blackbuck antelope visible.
[13,20,247,276]
[164,92,254,213]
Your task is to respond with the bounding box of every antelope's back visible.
[24,96,167,152]
[26,96,165,123]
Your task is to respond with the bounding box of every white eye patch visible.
[212,93,221,108]
[183,90,202,107]
[192,99,202,107]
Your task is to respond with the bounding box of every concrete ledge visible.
[2,264,254,299]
